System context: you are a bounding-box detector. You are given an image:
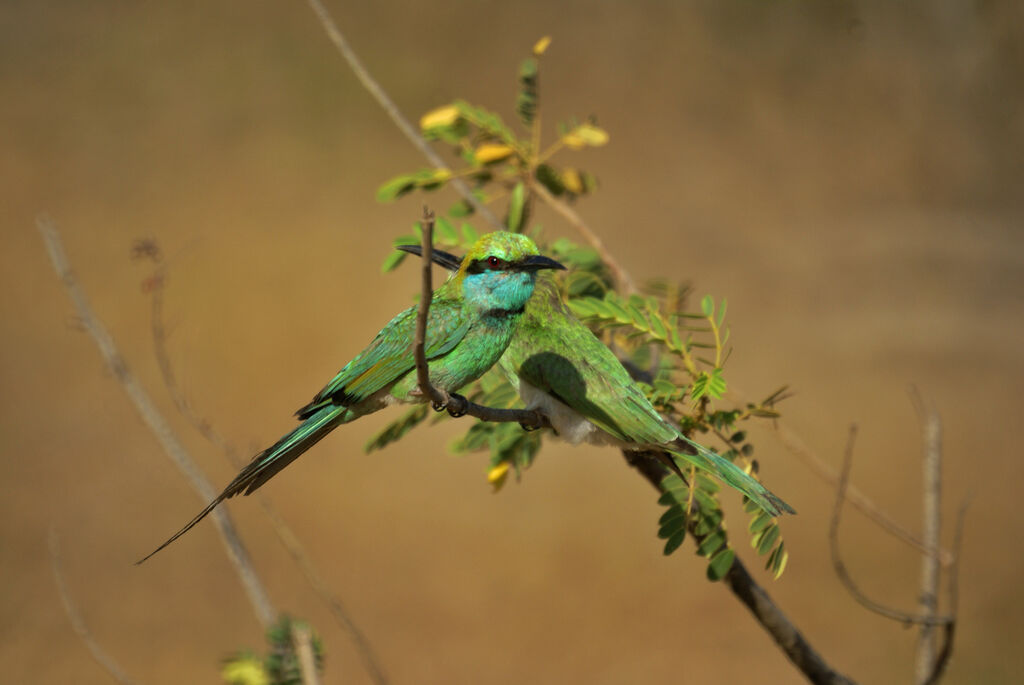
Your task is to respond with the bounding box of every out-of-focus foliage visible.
[222,616,323,685]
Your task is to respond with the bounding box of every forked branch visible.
[413,208,548,430]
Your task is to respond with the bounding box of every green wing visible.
[511,283,678,445]
[297,297,470,418]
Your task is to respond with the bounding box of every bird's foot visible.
[445,393,468,418]
[518,410,545,432]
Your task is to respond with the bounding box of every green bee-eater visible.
[139,232,565,562]
[400,245,794,517]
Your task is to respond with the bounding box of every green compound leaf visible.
[364,404,431,452]
[380,250,406,273]
[706,548,735,581]
[663,529,686,556]
[436,215,458,243]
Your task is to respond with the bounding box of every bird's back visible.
[501,279,679,447]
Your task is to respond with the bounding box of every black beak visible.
[396,244,462,271]
[518,254,567,272]
[397,244,566,272]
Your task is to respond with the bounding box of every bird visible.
[138,231,565,563]
[398,243,794,517]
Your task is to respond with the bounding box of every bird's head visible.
[401,231,564,315]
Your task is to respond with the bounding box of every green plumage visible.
[501,280,794,517]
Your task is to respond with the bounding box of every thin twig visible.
[303,0,503,231]
[140,252,389,685]
[530,176,636,293]
[760,404,953,566]
[922,498,967,685]
[414,209,451,409]
[829,425,953,626]
[38,216,276,629]
[622,450,857,685]
[291,622,322,685]
[413,208,549,428]
[49,527,141,685]
[910,386,942,683]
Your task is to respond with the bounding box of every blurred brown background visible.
[3,1,1022,683]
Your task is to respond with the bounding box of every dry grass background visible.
[2,1,1022,683]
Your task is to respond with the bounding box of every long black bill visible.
[396,244,461,271]
[396,244,565,272]
[518,254,566,272]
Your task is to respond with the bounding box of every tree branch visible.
[49,527,142,685]
[137,246,389,685]
[531,181,636,294]
[302,0,503,232]
[829,425,953,627]
[623,450,857,685]
[760,404,953,566]
[910,387,942,684]
[291,622,321,685]
[38,216,276,629]
[413,208,549,429]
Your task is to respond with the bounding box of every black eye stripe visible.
[465,256,511,274]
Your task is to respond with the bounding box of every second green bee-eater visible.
[139,231,565,562]
[400,244,794,517]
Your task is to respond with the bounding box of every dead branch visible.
[910,386,943,684]
[531,181,636,293]
[139,251,389,685]
[49,527,141,685]
[291,622,321,685]
[303,0,503,232]
[38,216,276,629]
[623,451,857,685]
[760,404,953,566]
[829,425,954,627]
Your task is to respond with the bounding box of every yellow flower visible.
[487,462,512,490]
[420,105,460,131]
[222,657,270,685]
[562,123,610,150]
[474,143,515,165]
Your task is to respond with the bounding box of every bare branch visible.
[762,405,953,566]
[623,450,857,685]
[922,498,968,685]
[291,622,321,685]
[414,208,451,409]
[303,0,503,231]
[910,386,943,684]
[413,208,549,429]
[531,182,636,294]
[49,527,141,685]
[140,253,389,685]
[38,216,276,629]
[829,425,953,626]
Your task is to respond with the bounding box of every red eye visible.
[487,256,501,267]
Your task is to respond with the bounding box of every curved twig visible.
[531,182,636,293]
[49,527,141,685]
[829,425,953,627]
[413,208,548,429]
[38,216,276,628]
[303,0,503,232]
[138,248,389,685]
[758,401,953,567]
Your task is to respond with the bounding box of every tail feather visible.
[668,435,795,517]
[137,405,347,564]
